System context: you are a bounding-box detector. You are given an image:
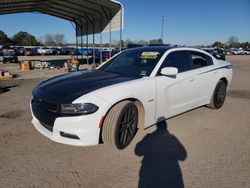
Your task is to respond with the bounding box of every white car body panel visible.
[31,47,233,146]
[78,77,157,127]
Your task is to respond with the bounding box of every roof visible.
[127,45,179,51]
[0,0,123,36]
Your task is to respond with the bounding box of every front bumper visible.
[30,101,103,146]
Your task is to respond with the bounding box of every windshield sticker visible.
[140,52,159,59]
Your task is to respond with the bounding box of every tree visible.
[212,41,224,48]
[124,39,133,47]
[0,30,13,45]
[104,43,110,47]
[241,42,250,50]
[54,33,66,46]
[227,36,240,48]
[44,34,56,46]
[44,33,66,46]
[137,40,148,45]
[149,38,163,45]
[12,31,37,46]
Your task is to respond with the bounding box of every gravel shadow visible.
[135,119,187,188]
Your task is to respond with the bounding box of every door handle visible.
[190,78,195,82]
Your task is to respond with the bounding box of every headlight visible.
[60,103,99,115]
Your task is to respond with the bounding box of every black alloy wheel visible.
[102,101,139,150]
[207,80,227,109]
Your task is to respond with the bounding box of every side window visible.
[190,51,213,69]
[160,51,192,73]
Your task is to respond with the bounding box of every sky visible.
[0,0,249,46]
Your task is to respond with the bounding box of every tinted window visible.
[99,48,165,77]
[190,51,213,69]
[160,51,192,73]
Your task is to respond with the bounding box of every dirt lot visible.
[0,55,250,188]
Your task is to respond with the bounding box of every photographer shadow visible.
[135,119,187,188]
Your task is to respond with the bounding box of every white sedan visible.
[30,46,232,150]
[37,47,53,55]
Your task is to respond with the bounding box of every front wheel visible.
[102,101,138,150]
[207,80,227,109]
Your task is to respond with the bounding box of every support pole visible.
[100,17,103,64]
[93,32,95,64]
[119,9,123,52]
[86,21,89,65]
[109,20,112,58]
[80,22,83,61]
[75,28,78,59]
[100,32,103,64]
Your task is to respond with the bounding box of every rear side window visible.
[160,51,192,73]
[190,51,213,69]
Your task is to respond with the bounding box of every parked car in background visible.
[76,48,93,56]
[49,47,59,55]
[3,50,18,63]
[91,49,119,63]
[24,48,36,56]
[91,50,109,63]
[30,46,232,150]
[242,49,250,55]
[69,48,77,55]
[58,47,70,55]
[37,47,53,55]
[231,48,243,55]
[15,47,25,55]
[214,48,226,56]
[202,48,225,60]
[0,48,3,56]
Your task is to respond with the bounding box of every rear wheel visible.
[207,80,227,109]
[102,101,138,150]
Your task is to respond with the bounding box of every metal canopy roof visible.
[0,0,123,36]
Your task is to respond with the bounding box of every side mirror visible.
[160,67,178,76]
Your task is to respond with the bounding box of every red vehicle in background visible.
[24,48,36,56]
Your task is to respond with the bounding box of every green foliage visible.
[12,31,38,46]
[240,42,250,50]
[212,41,224,48]
[0,30,13,45]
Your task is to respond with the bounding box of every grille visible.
[33,96,59,113]
[32,96,58,131]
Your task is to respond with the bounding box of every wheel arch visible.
[99,98,145,143]
[219,77,228,86]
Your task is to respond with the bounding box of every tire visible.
[102,101,138,150]
[207,80,227,109]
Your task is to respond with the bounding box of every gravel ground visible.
[0,55,250,188]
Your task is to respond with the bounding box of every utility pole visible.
[161,16,165,44]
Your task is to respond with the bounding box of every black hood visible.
[32,70,139,104]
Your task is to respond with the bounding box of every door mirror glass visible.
[160,67,178,76]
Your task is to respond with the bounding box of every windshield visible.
[98,48,165,77]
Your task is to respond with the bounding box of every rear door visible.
[188,50,219,105]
